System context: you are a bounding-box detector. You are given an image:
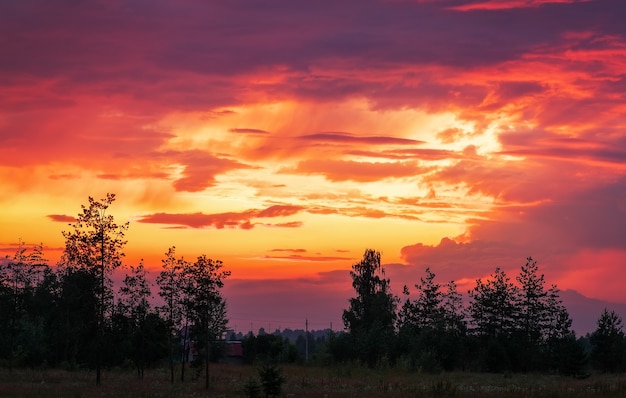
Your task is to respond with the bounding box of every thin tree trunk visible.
[169,303,175,384]
[205,332,210,389]
[169,330,175,383]
[96,232,105,386]
[181,319,188,382]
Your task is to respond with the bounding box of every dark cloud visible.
[298,132,424,146]
[229,128,270,135]
[47,214,76,223]
[137,204,305,229]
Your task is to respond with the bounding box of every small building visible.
[221,340,244,365]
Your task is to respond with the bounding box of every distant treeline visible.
[326,249,626,375]
[2,195,626,385]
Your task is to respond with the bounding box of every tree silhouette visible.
[590,309,626,372]
[343,249,398,367]
[156,246,184,384]
[468,267,518,371]
[117,261,152,378]
[1,240,47,370]
[183,255,230,389]
[62,193,129,385]
[397,268,467,371]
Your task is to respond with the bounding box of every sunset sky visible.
[2,0,626,333]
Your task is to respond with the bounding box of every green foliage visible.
[243,377,262,398]
[258,363,286,398]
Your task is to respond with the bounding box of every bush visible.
[243,378,262,398]
[259,363,286,398]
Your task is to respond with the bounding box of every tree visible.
[469,267,518,339]
[0,240,47,370]
[398,268,445,331]
[342,249,398,367]
[590,309,626,372]
[468,267,518,372]
[397,269,466,371]
[117,261,153,378]
[441,280,466,336]
[183,255,230,389]
[156,246,184,384]
[53,264,99,368]
[258,363,286,398]
[516,257,547,345]
[62,193,129,384]
[543,283,579,374]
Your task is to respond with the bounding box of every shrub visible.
[259,363,286,398]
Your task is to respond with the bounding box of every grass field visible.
[1,364,626,397]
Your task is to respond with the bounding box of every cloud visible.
[229,128,270,135]
[47,214,76,223]
[137,204,305,229]
[291,159,427,182]
[256,204,304,218]
[399,176,626,301]
[262,254,352,262]
[450,0,591,11]
[269,221,304,228]
[298,132,424,146]
[165,150,253,192]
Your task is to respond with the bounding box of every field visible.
[1,364,626,398]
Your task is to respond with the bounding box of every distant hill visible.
[560,289,626,336]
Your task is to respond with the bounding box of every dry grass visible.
[1,365,626,397]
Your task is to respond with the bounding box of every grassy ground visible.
[1,364,626,397]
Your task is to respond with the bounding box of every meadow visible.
[1,364,626,398]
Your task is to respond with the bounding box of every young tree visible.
[398,267,444,332]
[543,283,579,373]
[441,280,466,336]
[397,269,466,371]
[516,257,548,345]
[183,255,230,389]
[117,261,152,378]
[156,246,184,384]
[590,309,626,372]
[62,193,129,385]
[342,249,398,367]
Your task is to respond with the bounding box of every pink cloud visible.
[450,0,590,11]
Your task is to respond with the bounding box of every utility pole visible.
[305,318,309,362]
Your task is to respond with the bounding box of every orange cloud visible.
[291,159,427,182]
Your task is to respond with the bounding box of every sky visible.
[1,0,626,334]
